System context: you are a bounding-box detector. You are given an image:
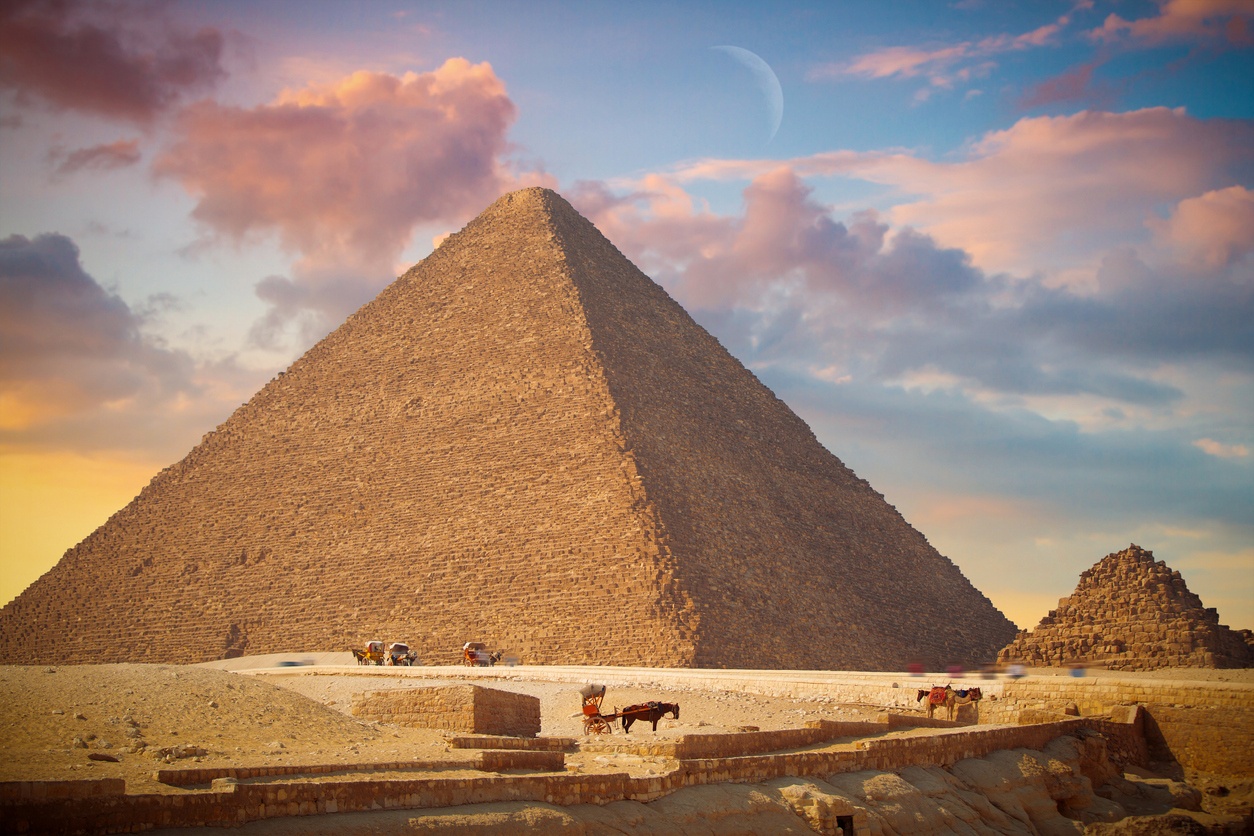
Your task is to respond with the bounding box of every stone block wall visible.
[974,676,1252,774]
[449,735,575,751]
[154,749,564,789]
[980,677,1254,723]
[1140,705,1253,775]
[350,685,540,737]
[479,750,566,772]
[2,722,1115,834]
[0,778,125,802]
[583,719,884,760]
[155,761,469,787]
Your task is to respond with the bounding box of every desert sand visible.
[3,657,1251,834]
[0,657,890,793]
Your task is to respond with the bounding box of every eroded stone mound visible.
[998,544,1252,670]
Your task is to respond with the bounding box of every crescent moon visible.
[711,45,783,143]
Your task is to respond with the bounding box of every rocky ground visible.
[2,658,1251,834]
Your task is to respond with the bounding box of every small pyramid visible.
[998,544,1252,670]
[0,188,1017,669]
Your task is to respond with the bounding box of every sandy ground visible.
[0,657,892,795]
[4,657,1252,833]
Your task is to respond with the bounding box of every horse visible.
[619,701,679,733]
[916,685,982,720]
[949,686,982,721]
[351,648,368,665]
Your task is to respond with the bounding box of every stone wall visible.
[1140,705,1253,776]
[981,676,1253,720]
[976,676,1251,774]
[448,735,574,751]
[583,719,885,759]
[155,761,470,788]
[0,721,1121,835]
[399,664,1251,774]
[349,685,540,737]
[0,778,124,802]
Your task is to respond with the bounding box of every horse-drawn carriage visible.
[579,684,679,735]
[580,683,616,734]
[386,642,418,666]
[352,640,386,665]
[462,642,502,667]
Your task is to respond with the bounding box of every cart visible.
[579,683,618,734]
[462,642,499,666]
[386,642,418,666]
[353,640,386,665]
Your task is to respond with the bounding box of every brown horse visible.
[916,686,982,720]
[619,701,679,733]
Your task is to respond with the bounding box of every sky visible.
[1,0,1251,634]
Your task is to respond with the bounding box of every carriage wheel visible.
[584,716,612,735]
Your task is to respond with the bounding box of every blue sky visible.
[1,0,1252,634]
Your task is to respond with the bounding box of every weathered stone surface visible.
[0,188,1016,670]
[351,685,541,738]
[998,544,1252,671]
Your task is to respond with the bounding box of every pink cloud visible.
[1091,0,1254,46]
[833,44,972,80]
[686,109,1238,279]
[52,139,142,174]
[1194,438,1250,459]
[1019,60,1107,109]
[882,108,1254,274]
[155,59,526,335]
[1152,186,1254,269]
[662,109,1253,277]
[0,0,226,124]
[575,169,970,321]
[812,6,1081,90]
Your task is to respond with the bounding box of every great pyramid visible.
[998,544,1252,670]
[0,188,1016,669]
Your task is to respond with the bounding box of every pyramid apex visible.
[453,187,587,240]
[484,186,571,216]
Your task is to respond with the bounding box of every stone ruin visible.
[0,188,1017,670]
[350,685,540,737]
[998,544,1252,670]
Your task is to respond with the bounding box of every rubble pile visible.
[999,544,1252,670]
